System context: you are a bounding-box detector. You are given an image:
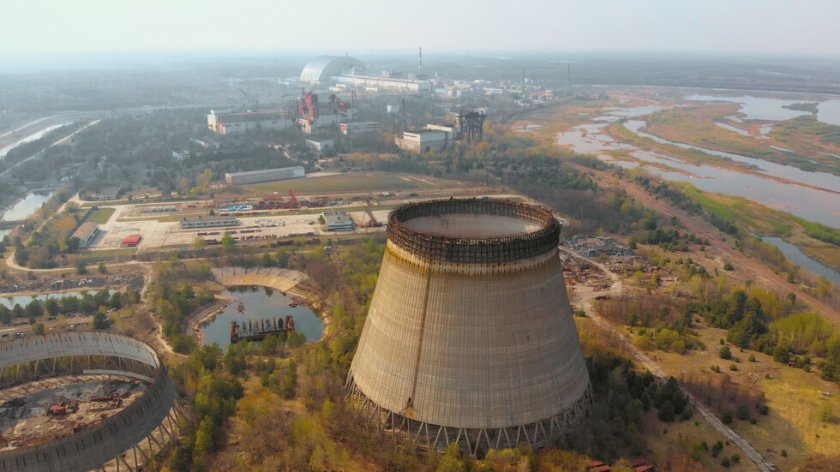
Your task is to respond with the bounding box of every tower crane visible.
[239,89,259,111]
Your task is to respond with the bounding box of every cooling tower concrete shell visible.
[347,199,591,453]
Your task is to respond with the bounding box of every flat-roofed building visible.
[426,124,459,140]
[322,211,354,231]
[225,166,305,185]
[180,216,240,229]
[395,130,448,153]
[339,121,383,135]
[305,139,335,153]
[71,222,99,248]
[207,109,296,135]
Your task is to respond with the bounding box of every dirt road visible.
[563,247,778,472]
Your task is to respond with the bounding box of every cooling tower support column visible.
[347,199,592,454]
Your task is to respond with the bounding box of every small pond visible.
[0,289,115,308]
[202,286,324,350]
[2,192,54,221]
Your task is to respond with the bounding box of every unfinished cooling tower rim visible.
[386,240,557,274]
[387,198,561,264]
[0,333,181,472]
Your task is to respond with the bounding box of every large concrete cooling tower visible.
[347,198,591,454]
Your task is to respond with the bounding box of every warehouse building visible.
[339,121,383,135]
[322,211,354,231]
[305,139,334,153]
[180,216,240,229]
[207,109,296,135]
[71,222,100,248]
[225,166,305,185]
[395,130,448,153]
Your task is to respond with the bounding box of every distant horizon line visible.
[3,48,840,60]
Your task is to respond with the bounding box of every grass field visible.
[653,325,840,470]
[243,172,470,195]
[86,207,115,224]
[73,248,137,263]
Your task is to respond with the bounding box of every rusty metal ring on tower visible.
[387,198,561,264]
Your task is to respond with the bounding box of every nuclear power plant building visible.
[347,199,592,454]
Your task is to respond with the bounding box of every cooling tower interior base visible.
[347,199,592,453]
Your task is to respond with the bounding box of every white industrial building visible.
[71,222,100,248]
[305,139,334,153]
[395,130,448,153]
[225,166,306,185]
[207,109,296,135]
[322,211,354,231]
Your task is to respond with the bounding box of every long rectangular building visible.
[180,216,239,229]
[71,222,100,248]
[334,75,432,93]
[207,109,296,135]
[225,166,305,185]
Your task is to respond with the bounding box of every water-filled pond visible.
[202,286,324,350]
[0,290,115,308]
[1,192,54,221]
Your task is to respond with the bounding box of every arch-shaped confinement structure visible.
[0,332,181,472]
[299,55,365,84]
[348,198,591,455]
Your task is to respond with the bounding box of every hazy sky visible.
[3,0,838,56]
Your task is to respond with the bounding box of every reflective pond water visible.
[1,192,54,221]
[817,99,840,126]
[0,290,115,308]
[202,286,324,350]
[760,236,840,288]
[621,120,840,228]
[685,95,813,121]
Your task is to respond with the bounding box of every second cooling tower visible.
[347,198,591,453]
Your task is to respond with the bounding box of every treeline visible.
[146,260,215,353]
[12,187,83,269]
[167,345,244,471]
[0,122,84,175]
[688,289,840,382]
[347,137,662,235]
[631,226,709,252]
[0,289,138,324]
[634,177,738,235]
[562,350,690,463]
[597,292,701,354]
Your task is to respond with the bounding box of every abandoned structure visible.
[347,198,591,454]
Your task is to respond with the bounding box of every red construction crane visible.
[288,189,299,208]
